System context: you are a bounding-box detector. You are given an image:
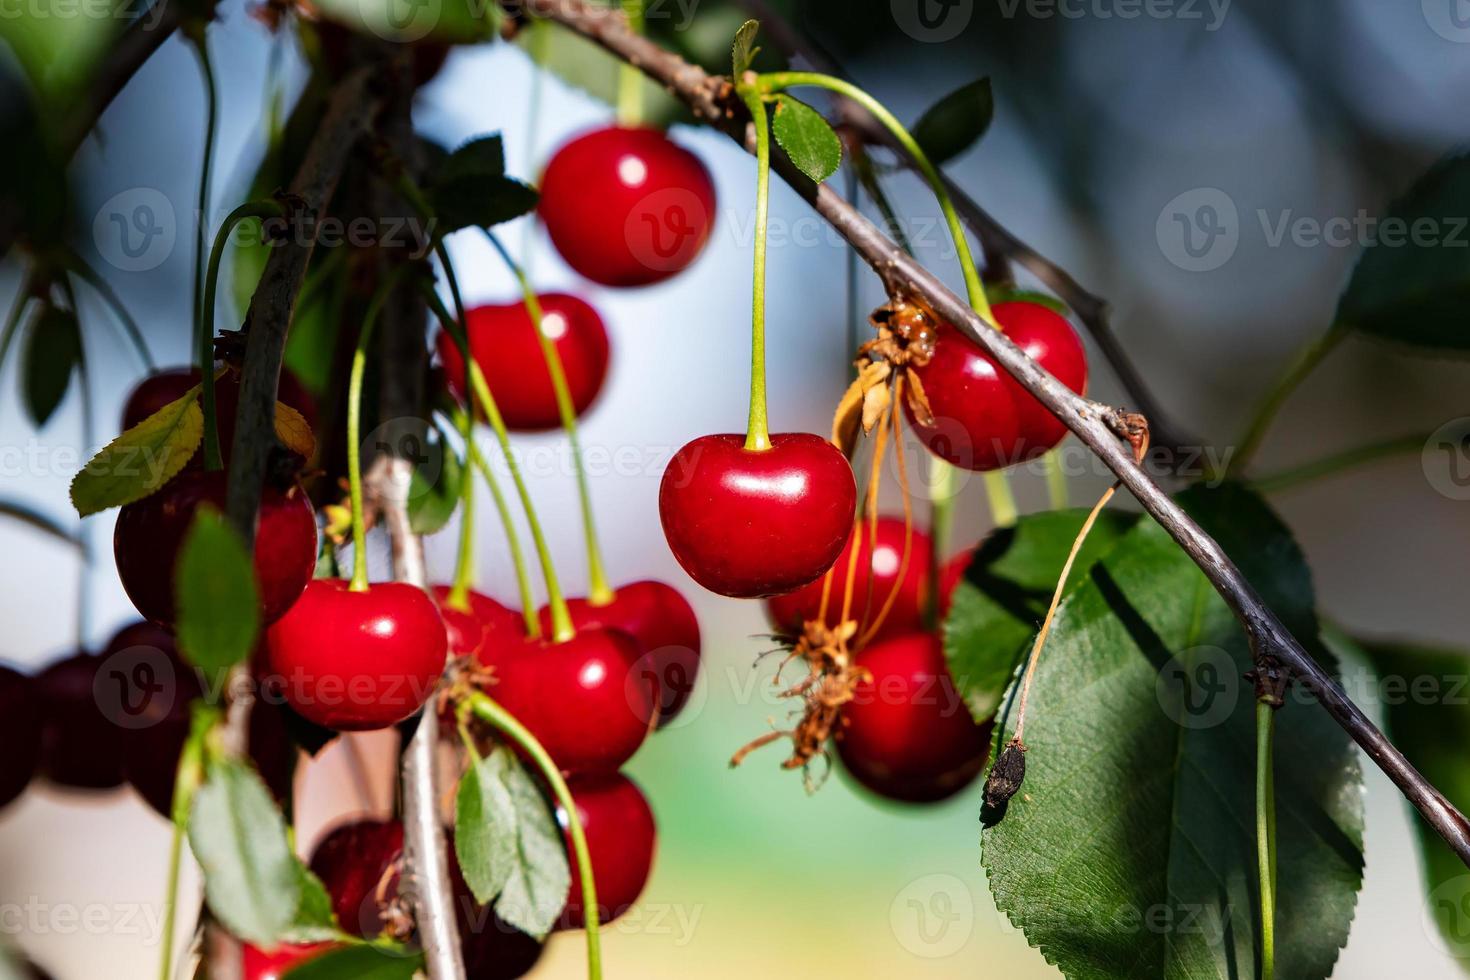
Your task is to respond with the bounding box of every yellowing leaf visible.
[274,401,316,458]
[70,386,202,517]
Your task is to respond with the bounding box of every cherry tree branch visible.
[514,0,1470,867]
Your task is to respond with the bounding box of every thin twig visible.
[60,0,185,157]
[516,0,1470,867]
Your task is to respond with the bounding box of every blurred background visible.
[1,0,1468,976]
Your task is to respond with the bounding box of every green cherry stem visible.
[157,703,210,980]
[1042,449,1069,510]
[198,200,285,471]
[445,430,477,610]
[736,79,773,452]
[485,230,615,605]
[460,416,541,638]
[61,248,155,370]
[466,692,601,980]
[1249,431,1431,495]
[759,71,1017,526]
[1256,699,1278,980]
[348,265,414,592]
[185,25,218,360]
[616,0,645,128]
[420,281,576,642]
[1226,322,1351,479]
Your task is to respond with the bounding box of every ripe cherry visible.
[836,633,992,804]
[437,294,610,432]
[538,580,700,727]
[539,126,717,287]
[0,666,40,808]
[485,629,652,774]
[765,517,933,643]
[35,651,126,790]
[114,470,317,627]
[241,942,333,980]
[263,579,447,731]
[906,301,1087,471]
[557,772,656,929]
[432,585,524,660]
[121,366,317,445]
[659,433,857,598]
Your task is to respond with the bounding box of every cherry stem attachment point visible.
[466,692,601,980]
[616,0,645,127]
[737,79,772,452]
[485,231,614,606]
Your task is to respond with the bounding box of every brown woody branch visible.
[514,0,1470,866]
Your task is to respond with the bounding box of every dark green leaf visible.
[283,944,424,980]
[455,747,519,905]
[1337,153,1470,351]
[943,508,1139,721]
[731,18,760,76]
[429,176,539,235]
[982,484,1363,980]
[22,305,81,428]
[408,435,463,536]
[69,386,203,517]
[492,751,571,939]
[189,759,300,945]
[174,508,260,678]
[434,135,507,185]
[771,95,842,184]
[1356,634,1470,970]
[912,78,993,166]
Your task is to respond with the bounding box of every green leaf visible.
[407,433,463,536]
[1337,153,1470,351]
[731,18,760,76]
[310,0,497,44]
[454,746,519,905]
[982,484,1363,980]
[1355,634,1470,970]
[943,508,1139,721]
[492,750,571,940]
[21,304,81,428]
[69,386,203,517]
[283,944,423,980]
[174,508,261,678]
[189,759,301,946]
[771,95,842,184]
[433,135,507,184]
[912,78,993,166]
[429,176,539,235]
[281,860,340,944]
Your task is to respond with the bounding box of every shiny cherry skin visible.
[538,580,700,727]
[0,666,40,808]
[121,367,317,444]
[659,432,857,598]
[557,772,656,929]
[765,517,933,643]
[35,651,126,790]
[837,633,992,804]
[487,628,652,773]
[114,470,317,627]
[263,579,447,731]
[539,126,717,287]
[906,301,1087,471]
[432,585,524,660]
[241,942,334,980]
[438,294,609,432]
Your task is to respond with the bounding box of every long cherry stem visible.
[615,0,645,127]
[62,248,155,370]
[485,231,614,605]
[1256,699,1278,980]
[467,693,601,979]
[186,25,218,348]
[462,426,540,638]
[736,79,772,452]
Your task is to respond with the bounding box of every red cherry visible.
[0,666,40,808]
[35,652,126,790]
[557,772,656,929]
[121,367,317,446]
[241,942,333,980]
[114,470,317,627]
[765,517,933,643]
[486,629,651,773]
[437,293,610,432]
[539,126,717,287]
[263,579,447,731]
[906,301,1087,471]
[837,633,992,804]
[431,585,523,660]
[538,580,700,727]
[659,433,857,598]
